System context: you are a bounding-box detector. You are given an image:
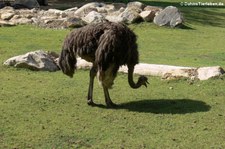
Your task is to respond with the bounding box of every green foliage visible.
[1,0,225,148]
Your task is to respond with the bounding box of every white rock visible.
[0,20,16,27]
[197,66,224,80]
[11,17,33,25]
[82,11,105,24]
[4,50,59,72]
[75,2,105,17]
[1,12,15,20]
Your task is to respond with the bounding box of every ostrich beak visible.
[144,80,149,88]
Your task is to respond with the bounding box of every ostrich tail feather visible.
[59,49,77,78]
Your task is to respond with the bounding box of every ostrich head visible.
[137,76,149,88]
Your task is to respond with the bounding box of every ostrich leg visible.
[87,66,97,105]
[103,86,117,107]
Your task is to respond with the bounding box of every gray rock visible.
[119,7,142,24]
[64,17,86,28]
[3,50,59,72]
[153,6,183,27]
[82,11,105,24]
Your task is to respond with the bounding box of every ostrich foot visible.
[87,99,95,106]
[106,101,118,108]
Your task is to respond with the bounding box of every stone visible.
[3,50,59,72]
[47,9,67,18]
[127,1,146,10]
[74,2,105,17]
[139,10,155,22]
[64,17,86,28]
[197,66,224,80]
[11,17,33,25]
[82,11,105,24]
[105,7,125,23]
[97,4,115,13]
[119,7,142,24]
[40,18,66,29]
[105,15,124,23]
[0,20,16,27]
[153,6,183,27]
[1,12,15,20]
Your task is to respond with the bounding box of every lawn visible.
[1,0,225,148]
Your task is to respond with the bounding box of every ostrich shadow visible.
[96,99,211,114]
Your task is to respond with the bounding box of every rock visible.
[38,18,66,29]
[119,7,142,24]
[96,4,115,13]
[0,6,15,20]
[0,20,16,27]
[64,7,78,17]
[74,2,105,17]
[127,1,146,10]
[47,9,67,18]
[10,17,33,25]
[139,10,155,22]
[105,7,125,23]
[76,57,92,70]
[153,6,183,27]
[82,11,105,24]
[1,12,15,20]
[197,66,224,80]
[105,15,124,23]
[0,6,14,14]
[3,50,59,72]
[64,17,86,28]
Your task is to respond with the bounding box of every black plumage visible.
[59,22,148,107]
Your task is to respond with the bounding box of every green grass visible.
[1,0,225,148]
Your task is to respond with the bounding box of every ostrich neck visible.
[128,65,142,89]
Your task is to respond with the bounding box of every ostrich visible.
[59,22,148,107]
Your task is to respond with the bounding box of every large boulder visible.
[3,50,59,72]
[153,6,183,27]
